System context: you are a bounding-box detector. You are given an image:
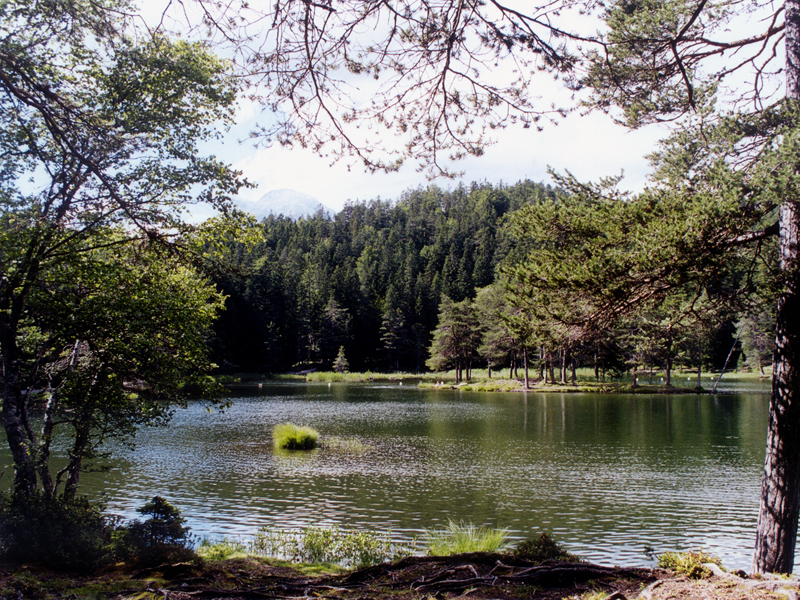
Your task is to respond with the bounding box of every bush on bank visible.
[0,493,197,571]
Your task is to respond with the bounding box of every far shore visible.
[216,369,772,395]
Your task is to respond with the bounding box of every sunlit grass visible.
[425,520,508,556]
[658,549,722,579]
[305,371,426,382]
[273,423,319,450]
[197,538,248,561]
[249,526,414,568]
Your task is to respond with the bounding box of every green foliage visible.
[119,496,197,566]
[211,180,556,374]
[0,0,247,498]
[197,538,247,561]
[249,526,410,568]
[425,520,508,556]
[512,533,580,564]
[0,492,114,572]
[273,423,319,450]
[658,550,722,579]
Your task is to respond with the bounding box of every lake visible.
[34,379,779,572]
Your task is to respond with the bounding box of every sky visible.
[222,104,667,213]
[147,1,672,214]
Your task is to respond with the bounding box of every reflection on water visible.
[2,381,785,571]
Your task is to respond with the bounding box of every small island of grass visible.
[274,423,319,450]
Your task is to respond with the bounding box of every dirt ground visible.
[2,553,799,600]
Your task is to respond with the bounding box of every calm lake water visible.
[3,380,787,571]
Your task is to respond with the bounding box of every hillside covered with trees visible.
[210,179,772,382]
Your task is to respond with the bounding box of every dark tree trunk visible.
[665,356,672,387]
[753,0,800,574]
[0,318,37,496]
[754,198,800,573]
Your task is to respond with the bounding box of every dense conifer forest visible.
[210,180,756,377]
[211,180,550,372]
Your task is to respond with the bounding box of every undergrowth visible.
[513,533,580,564]
[249,526,414,568]
[658,550,722,578]
[425,521,508,555]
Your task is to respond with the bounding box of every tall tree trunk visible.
[696,346,703,390]
[0,321,37,496]
[665,356,672,387]
[538,346,545,381]
[753,0,800,574]
[560,348,567,385]
[523,347,529,389]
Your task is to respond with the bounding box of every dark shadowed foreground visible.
[3,553,799,600]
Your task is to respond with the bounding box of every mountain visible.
[235,189,335,221]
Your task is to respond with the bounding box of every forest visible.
[209,179,775,384]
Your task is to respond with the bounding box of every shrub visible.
[274,423,319,450]
[658,550,722,579]
[425,520,508,556]
[0,492,114,572]
[513,533,580,564]
[118,496,197,566]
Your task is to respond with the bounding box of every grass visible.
[305,371,428,382]
[197,538,248,561]
[425,520,508,556]
[658,550,722,579]
[249,526,414,568]
[273,423,319,450]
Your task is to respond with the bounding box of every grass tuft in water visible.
[273,423,319,450]
[425,520,508,556]
[658,549,722,579]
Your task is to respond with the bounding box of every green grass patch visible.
[305,371,427,382]
[273,423,319,450]
[249,526,413,568]
[658,550,722,578]
[425,520,508,556]
[197,538,248,561]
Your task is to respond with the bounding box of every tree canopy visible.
[0,0,249,498]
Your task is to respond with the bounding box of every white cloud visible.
[228,109,666,212]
